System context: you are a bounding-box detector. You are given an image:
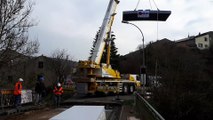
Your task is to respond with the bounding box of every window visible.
[8,76,13,83]
[204,37,208,42]
[198,43,203,48]
[205,45,208,48]
[38,61,44,68]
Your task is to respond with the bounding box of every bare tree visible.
[0,0,39,68]
[50,49,74,84]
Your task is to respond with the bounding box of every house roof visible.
[175,36,195,43]
[196,31,213,37]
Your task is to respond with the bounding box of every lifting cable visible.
[148,0,160,40]
[134,0,141,11]
[134,0,160,40]
[149,0,153,9]
[152,0,159,10]
[135,0,154,10]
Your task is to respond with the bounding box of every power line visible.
[149,0,153,9]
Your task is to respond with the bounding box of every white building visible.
[195,31,213,50]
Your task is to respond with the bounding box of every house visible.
[175,36,196,48]
[195,31,213,50]
[175,31,213,50]
[0,55,76,88]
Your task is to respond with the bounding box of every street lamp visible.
[122,20,146,86]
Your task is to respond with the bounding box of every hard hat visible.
[57,83,61,87]
[39,76,44,81]
[19,78,24,82]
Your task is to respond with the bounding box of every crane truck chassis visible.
[76,74,140,95]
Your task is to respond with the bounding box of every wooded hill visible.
[118,38,213,120]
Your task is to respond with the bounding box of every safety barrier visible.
[0,89,33,110]
[134,92,165,120]
[0,90,14,109]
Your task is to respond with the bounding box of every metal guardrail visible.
[0,89,33,110]
[0,90,14,110]
[135,92,165,120]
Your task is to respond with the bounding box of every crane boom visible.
[90,0,119,64]
[76,0,141,95]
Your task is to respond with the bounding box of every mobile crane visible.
[76,0,140,95]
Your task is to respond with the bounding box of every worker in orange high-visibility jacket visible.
[14,78,24,108]
[53,82,64,107]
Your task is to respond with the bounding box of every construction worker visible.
[35,76,46,105]
[14,78,23,108]
[53,82,64,107]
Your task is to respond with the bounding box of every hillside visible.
[118,38,213,120]
[118,38,173,74]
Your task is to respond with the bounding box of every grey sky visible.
[29,0,213,60]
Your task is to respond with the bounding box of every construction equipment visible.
[76,0,140,95]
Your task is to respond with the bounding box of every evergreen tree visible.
[101,33,120,69]
[88,28,100,60]
[89,29,120,69]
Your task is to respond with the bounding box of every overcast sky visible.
[29,0,213,61]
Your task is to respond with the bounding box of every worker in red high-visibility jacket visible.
[53,82,64,107]
[14,78,24,108]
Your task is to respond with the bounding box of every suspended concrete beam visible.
[123,10,171,21]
